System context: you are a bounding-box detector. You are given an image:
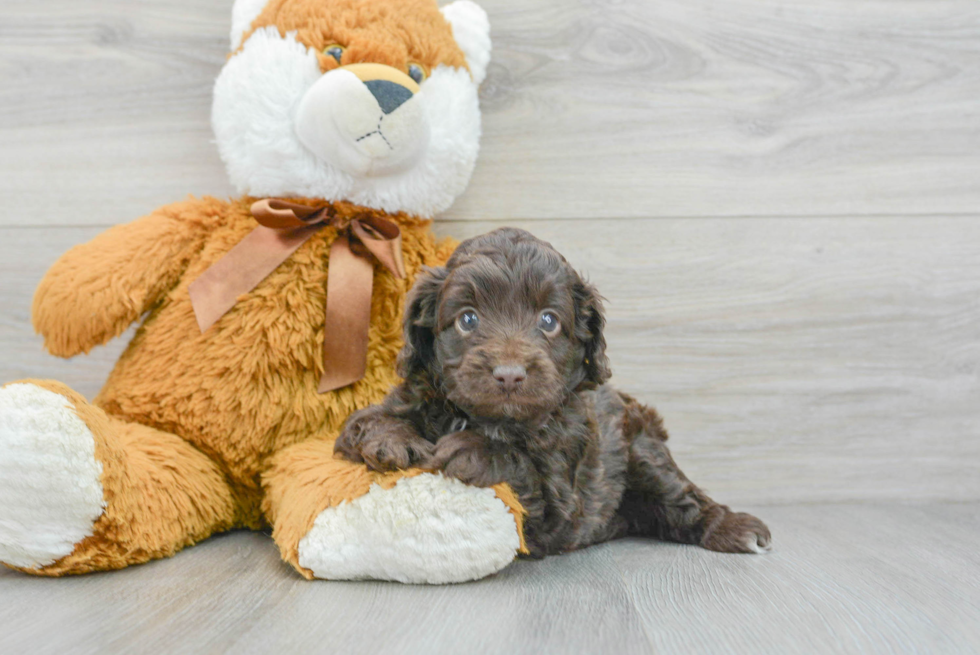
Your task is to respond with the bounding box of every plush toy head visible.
[213,0,491,218]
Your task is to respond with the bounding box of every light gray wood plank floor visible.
[2,503,978,655]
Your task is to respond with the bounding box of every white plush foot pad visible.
[0,384,105,569]
[298,473,520,584]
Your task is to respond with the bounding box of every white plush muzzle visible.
[295,68,430,178]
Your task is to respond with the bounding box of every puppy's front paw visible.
[428,431,504,488]
[334,406,434,472]
[702,512,772,554]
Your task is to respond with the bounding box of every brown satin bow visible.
[188,199,406,393]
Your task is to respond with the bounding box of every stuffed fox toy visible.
[0,0,526,584]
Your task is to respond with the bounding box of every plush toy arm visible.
[33,198,216,358]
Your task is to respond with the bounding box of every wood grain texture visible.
[1,0,979,226]
[2,217,977,505]
[1,504,977,654]
[0,0,235,226]
[458,0,980,220]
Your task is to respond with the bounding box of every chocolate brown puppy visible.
[335,228,771,558]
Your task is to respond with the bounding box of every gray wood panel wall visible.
[1,0,977,505]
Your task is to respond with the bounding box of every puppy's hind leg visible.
[615,397,771,554]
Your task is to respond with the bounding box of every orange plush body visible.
[0,0,524,584]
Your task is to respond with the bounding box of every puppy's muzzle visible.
[294,63,429,178]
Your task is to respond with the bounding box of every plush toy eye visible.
[324,45,345,63]
[538,311,561,335]
[408,63,427,84]
[456,310,479,334]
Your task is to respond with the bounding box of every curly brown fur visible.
[336,228,771,557]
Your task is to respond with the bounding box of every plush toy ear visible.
[397,266,449,380]
[441,0,492,85]
[230,0,270,50]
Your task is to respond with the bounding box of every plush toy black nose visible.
[364,80,413,114]
[493,365,527,392]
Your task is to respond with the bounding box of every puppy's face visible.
[400,228,610,421]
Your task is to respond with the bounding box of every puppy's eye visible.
[408,63,427,84]
[538,311,561,335]
[456,310,480,334]
[324,45,345,63]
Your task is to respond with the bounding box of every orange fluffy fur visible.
[22,195,524,578]
[243,0,469,74]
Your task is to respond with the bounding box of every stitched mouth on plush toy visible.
[355,116,394,152]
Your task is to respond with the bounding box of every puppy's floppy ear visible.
[573,276,611,388]
[398,266,449,379]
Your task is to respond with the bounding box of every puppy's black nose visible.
[493,365,527,392]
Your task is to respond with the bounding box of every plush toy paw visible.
[0,383,106,569]
[297,473,521,584]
